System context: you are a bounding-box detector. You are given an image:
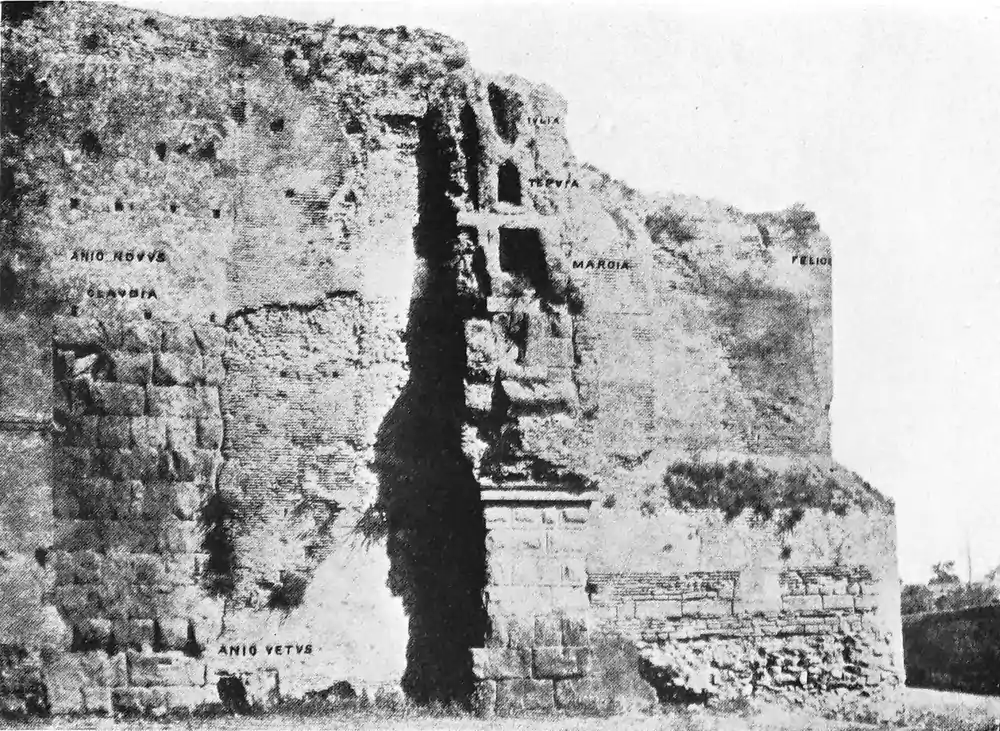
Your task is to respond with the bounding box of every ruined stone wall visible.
[1,0,901,718]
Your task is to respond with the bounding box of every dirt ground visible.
[9,689,999,731]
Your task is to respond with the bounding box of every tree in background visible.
[901,561,1000,614]
[901,583,935,614]
[929,560,961,586]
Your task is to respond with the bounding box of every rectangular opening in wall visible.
[498,227,546,292]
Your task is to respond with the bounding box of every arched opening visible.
[497,161,521,205]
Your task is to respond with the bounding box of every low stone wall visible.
[903,605,1000,696]
[590,565,895,702]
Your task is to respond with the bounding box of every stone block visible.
[98,416,133,448]
[122,320,160,352]
[159,449,197,481]
[472,647,530,680]
[132,417,168,451]
[547,529,588,553]
[129,650,206,687]
[471,680,497,717]
[736,568,784,615]
[561,557,587,586]
[157,521,202,554]
[506,615,534,647]
[513,507,542,524]
[193,324,225,356]
[158,618,192,650]
[111,686,165,714]
[110,351,152,384]
[74,550,103,583]
[513,529,545,551]
[54,447,94,481]
[52,521,102,554]
[854,594,879,611]
[554,678,608,712]
[101,449,156,482]
[65,416,99,449]
[533,646,589,678]
[636,600,683,620]
[43,651,110,713]
[684,599,733,617]
[496,678,554,714]
[561,614,589,645]
[484,507,511,526]
[783,595,824,613]
[53,316,103,348]
[823,594,855,611]
[487,552,512,585]
[202,354,226,387]
[91,382,145,416]
[485,614,509,648]
[511,557,548,586]
[82,685,112,714]
[192,385,221,418]
[165,417,197,451]
[192,449,220,483]
[112,685,217,713]
[196,417,224,449]
[73,476,128,519]
[154,352,203,386]
[534,614,562,645]
[561,507,589,524]
[161,322,198,353]
[145,480,199,521]
[148,385,196,418]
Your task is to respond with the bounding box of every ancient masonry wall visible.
[0,1,902,717]
[47,314,225,713]
[590,566,893,698]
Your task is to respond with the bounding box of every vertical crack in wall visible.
[373,108,487,707]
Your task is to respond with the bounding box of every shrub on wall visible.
[659,459,873,532]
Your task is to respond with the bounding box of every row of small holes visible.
[67,309,218,323]
[69,199,220,217]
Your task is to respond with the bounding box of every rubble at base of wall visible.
[18,649,408,717]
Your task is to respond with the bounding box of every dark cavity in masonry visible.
[460,103,480,209]
[372,108,487,708]
[497,160,521,204]
[499,227,547,293]
[79,130,102,157]
[487,82,520,144]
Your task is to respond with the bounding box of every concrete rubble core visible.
[0,1,903,718]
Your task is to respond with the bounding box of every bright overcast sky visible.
[108,0,1000,584]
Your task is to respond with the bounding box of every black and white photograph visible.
[1,1,998,728]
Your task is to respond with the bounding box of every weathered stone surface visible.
[472,647,530,680]
[91,382,146,416]
[128,651,206,687]
[3,2,903,718]
[471,680,497,717]
[533,646,589,678]
[495,678,554,714]
[109,351,153,385]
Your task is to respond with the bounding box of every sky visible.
[110,0,1000,584]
